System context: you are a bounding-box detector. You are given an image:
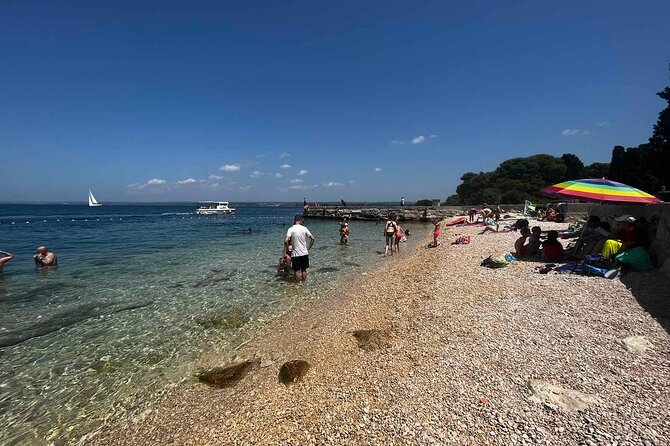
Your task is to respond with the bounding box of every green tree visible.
[561,153,585,179]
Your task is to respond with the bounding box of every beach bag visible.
[481,253,508,268]
[616,247,654,271]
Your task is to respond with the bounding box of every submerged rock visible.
[197,359,260,388]
[352,329,393,351]
[278,360,310,385]
[193,269,238,287]
[528,379,599,412]
[195,308,248,329]
[316,267,340,273]
[0,300,153,348]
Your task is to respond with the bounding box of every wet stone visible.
[278,360,311,385]
[352,329,393,351]
[197,359,260,388]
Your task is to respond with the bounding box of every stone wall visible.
[303,204,526,222]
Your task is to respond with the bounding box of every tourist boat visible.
[195,201,236,215]
[88,189,102,207]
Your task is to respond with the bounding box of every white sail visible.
[88,189,102,207]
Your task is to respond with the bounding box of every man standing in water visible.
[285,215,315,282]
[34,246,58,266]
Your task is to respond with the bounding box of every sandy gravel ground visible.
[89,220,670,446]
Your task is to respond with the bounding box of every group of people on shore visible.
[383,215,412,256]
[0,246,58,274]
[513,219,565,262]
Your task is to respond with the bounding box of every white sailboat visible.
[88,189,102,207]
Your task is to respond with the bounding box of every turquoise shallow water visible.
[0,203,427,445]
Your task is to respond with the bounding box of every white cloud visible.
[177,178,197,184]
[562,129,589,136]
[290,178,303,184]
[348,180,357,186]
[323,181,344,188]
[279,152,291,158]
[146,178,167,185]
[250,170,262,178]
[220,164,241,172]
[210,183,219,188]
[289,184,318,190]
[208,174,224,180]
[391,140,406,145]
[411,135,425,144]
[596,120,610,127]
[273,172,283,179]
[280,164,291,169]
[297,169,308,176]
[239,185,252,191]
[429,134,438,138]
[374,167,382,172]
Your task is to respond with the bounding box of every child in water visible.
[278,245,293,275]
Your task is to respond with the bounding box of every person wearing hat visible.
[601,215,639,260]
[339,221,350,245]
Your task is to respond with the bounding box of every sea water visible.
[0,203,427,445]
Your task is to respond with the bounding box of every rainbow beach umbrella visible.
[542,178,663,204]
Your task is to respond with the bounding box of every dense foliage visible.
[445,154,609,205]
[608,84,670,194]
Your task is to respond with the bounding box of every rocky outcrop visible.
[619,335,653,354]
[278,360,310,385]
[303,206,462,222]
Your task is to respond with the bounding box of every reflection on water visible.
[0,204,427,445]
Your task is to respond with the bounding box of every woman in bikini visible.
[384,216,397,256]
[393,216,405,253]
[432,218,443,247]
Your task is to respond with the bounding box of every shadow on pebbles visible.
[278,360,311,385]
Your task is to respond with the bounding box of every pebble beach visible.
[88,219,670,446]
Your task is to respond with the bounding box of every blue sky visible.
[1,0,669,203]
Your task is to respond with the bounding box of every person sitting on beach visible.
[0,249,14,273]
[514,227,531,257]
[526,226,542,257]
[431,218,443,247]
[339,222,350,245]
[511,218,529,231]
[34,246,57,267]
[394,216,405,253]
[601,216,641,261]
[541,230,564,262]
[384,217,398,256]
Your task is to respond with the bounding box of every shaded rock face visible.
[528,379,599,412]
[195,308,248,329]
[197,359,260,388]
[619,335,653,354]
[278,360,310,385]
[352,329,393,351]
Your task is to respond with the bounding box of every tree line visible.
[445,73,669,205]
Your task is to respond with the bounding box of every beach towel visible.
[555,263,609,277]
[446,216,468,226]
